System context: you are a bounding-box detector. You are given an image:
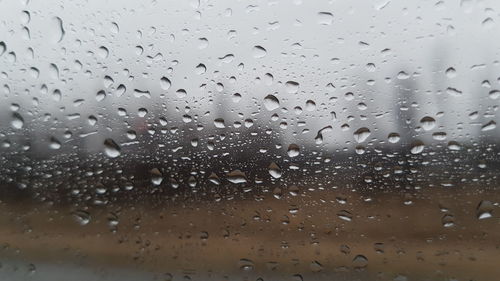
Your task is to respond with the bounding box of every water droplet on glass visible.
[226,170,247,184]
[317,12,333,25]
[252,45,267,58]
[285,81,300,94]
[50,16,65,43]
[150,168,163,185]
[268,162,282,179]
[337,210,353,221]
[160,77,171,90]
[11,112,24,129]
[420,116,436,131]
[238,259,254,271]
[410,140,425,154]
[481,120,496,131]
[72,210,90,226]
[442,214,455,227]
[49,137,61,149]
[287,144,300,157]
[263,94,280,111]
[388,133,400,143]
[104,138,121,158]
[477,200,494,219]
[353,127,371,143]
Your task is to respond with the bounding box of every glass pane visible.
[0,0,499,280]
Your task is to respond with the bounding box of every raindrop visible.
[0,41,6,56]
[11,112,24,129]
[477,200,494,219]
[195,63,206,75]
[104,138,121,158]
[317,12,333,25]
[269,162,282,179]
[72,210,91,226]
[420,116,436,131]
[310,261,323,272]
[446,87,462,96]
[447,141,462,151]
[352,255,368,269]
[97,46,109,58]
[226,170,248,184]
[160,77,171,90]
[150,168,163,185]
[397,71,410,79]
[238,259,254,271]
[489,90,500,99]
[214,118,225,128]
[353,127,371,143]
[49,63,59,80]
[287,144,300,157]
[387,133,400,143]
[442,214,455,227]
[305,100,316,111]
[481,120,496,131]
[410,140,424,154]
[263,94,280,111]
[49,137,61,149]
[252,45,267,58]
[176,89,187,98]
[445,67,456,78]
[337,210,353,221]
[285,81,299,94]
[96,90,106,101]
[50,16,65,43]
[134,89,151,98]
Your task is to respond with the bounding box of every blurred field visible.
[0,187,498,281]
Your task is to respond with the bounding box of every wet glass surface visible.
[0,0,499,280]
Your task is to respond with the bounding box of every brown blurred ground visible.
[0,187,499,281]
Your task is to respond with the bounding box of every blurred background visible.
[0,0,499,280]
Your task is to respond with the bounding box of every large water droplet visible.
[252,45,267,58]
[420,116,436,131]
[49,137,61,149]
[477,200,494,219]
[353,127,371,143]
[410,140,425,154]
[11,112,24,129]
[104,138,121,158]
[50,16,65,43]
[317,12,333,25]
[72,210,90,226]
[150,168,163,185]
[263,94,280,111]
[285,81,299,94]
[287,144,300,157]
[226,170,247,184]
[268,162,282,179]
[160,77,171,90]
